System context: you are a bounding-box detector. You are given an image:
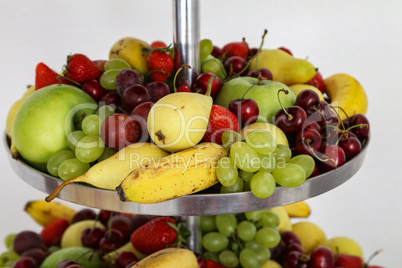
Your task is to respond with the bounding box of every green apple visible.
[12,84,97,172]
[214,77,296,123]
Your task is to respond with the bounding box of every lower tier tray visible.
[5,134,369,216]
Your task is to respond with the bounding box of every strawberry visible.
[307,70,326,93]
[220,39,249,60]
[278,46,293,55]
[40,218,70,247]
[151,41,168,49]
[203,105,239,145]
[35,62,68,90]
[146,49,174,82]
[64,53,100,84]
[206,260,228,268]
[130,216,177,255]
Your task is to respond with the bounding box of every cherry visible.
[296,90,320,113]
[193,72,223,98]
[211,46,221,58]
[342,114,370,140]
[130,101,155,141]
[13,231,45,255]
[12,257,38,268]
[146,81,170,102]
[99,229,125,253]
[281,231,301,246]
[115,251,138,268]
[310,246,335,268]
[334,253,363,268]
[109,215,134,238]
[98,210,119,227]
[176,85,192,92]
[81,79,104,101]
[295,128,322,157]
[81,227,105,249]
[310,164,320,177]
[338,133,362,160]
[121,84,152,114]
[275,89,307,133]
[72,208,97,223]
[307,71,326,93]
[315,101,339,127]
[249,47,259,57]
[130,215,156,230]
[317,144,346,172]
[247,67,273,80]
[57,260,80,268]
[286,243,305,255]
[194,252,207,268]
[228,98,259,126]
[283,251,310,268]
[302,119,321,133]
[20,248,46,267]
[224,56,248,76]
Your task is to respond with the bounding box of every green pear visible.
[214,77,295,123]
[40,247,106,268]
[249,49,317,85]
[147,92,213,152]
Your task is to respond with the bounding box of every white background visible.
[0,0,401,266]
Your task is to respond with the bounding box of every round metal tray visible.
[4,134,369,216]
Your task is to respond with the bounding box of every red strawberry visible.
[307,70,326,93]
[151,41,167,49]
[130,216,177,255]
[177,85,192,92]
[40,218,70,247]
[203,105,239,145]
[220,39,249,60]
[206,260,227,268]
[64,53,100,84]
[35,62,68,90]
[278,46,293,55]
[146,50,174,82]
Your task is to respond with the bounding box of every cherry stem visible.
[306,141,328,162]
[255,29,268,69]
[173,65,191,93]
[229,60,252,79]
[277,89,292,120]
[328,105,346,130]
[205,75,216,97]
[241,84,256,100]
[345,123,369,133]
[330,105,350,127]
[364,249,383,267]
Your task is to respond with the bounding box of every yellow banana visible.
[109,37,152,74]
[130,248,198,268]
[117,142,227,204]
[46,142,169,202]
[282,201,310,218]
[6,85,35,157]
[271,206,292,233]
[324,73,368,121]
[24,199,76,226]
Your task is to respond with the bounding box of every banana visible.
[6,85,35,157]
[130,248,198,268]
[324,73,368,121]
[271,206,292,233]
[109,37,152,74]
[45,142,169,202]
[117,142,227,204]
[24,199,77,227]
[282,201,310,218]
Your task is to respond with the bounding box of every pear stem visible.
[205,75,216,97]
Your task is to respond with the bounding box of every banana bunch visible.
[45,142,169,202]
[6,85,35,157]
[117,142,227,204]
[109,37,152,74]
[24,199,76,226]
[130,248,198,268]
[325,73,368,121]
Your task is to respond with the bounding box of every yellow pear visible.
[289,84,325,101]
[240,122,289,147]
[147,92,213,152]
[262,260,283,268]
[292,221,326,254]
[249,49,317,85]
[321,236,364,259]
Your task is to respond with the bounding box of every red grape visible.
[20,248,46,266]
[100,113,140,150]
[81,79,104,101]
[13,231,45,255]
[12,257,37,268]
[146,81,170,102]
[116,69,143,96]
[72,209,96,223]
[130,101,155,141]
[121,84,152,114]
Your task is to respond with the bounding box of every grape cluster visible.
[216,130,315,199]
[201,209,281,268]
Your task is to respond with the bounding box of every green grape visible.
[244,240,271,265]
[75,135,105,163]
[246,130,277,155]
[239,248,260,268]
[0,251,8,263]
[215,214,237,237]
[99,69,120,90]
[203,251,219,262]
[58,158,90,181]
[220,177,244,193]
[255,226,281,248]
[7,250,18,262]
[0,258,4,267]
[216,157,238,187]
[4,234,16,249]
[201,216,216,232]
[201,56,226,80]
[244,210,264,222]
[230,141,261,172]
[82,114,101,136]
[237,221,257,241]
[67,130,86,151]
[273,144,292,167]
[97,105,116,123]
[97,147,117,162]
[243,181,251,191]
[47,150,76,177]
[221,130,244,152]
[250,170,276,199]
[219,250,239,268]
[230,241,239,252]
[288,154,315,178]
[258,211,280,228]
[202,232,229,253]
[104,58,131,71]
[239,170,254,182]
[200,39,213,60]
[272,163,306,188]
[259,153,276,172]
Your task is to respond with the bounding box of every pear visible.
[249,49,317,85]
[147,92,213,152]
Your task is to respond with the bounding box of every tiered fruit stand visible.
[5,0,370,255]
